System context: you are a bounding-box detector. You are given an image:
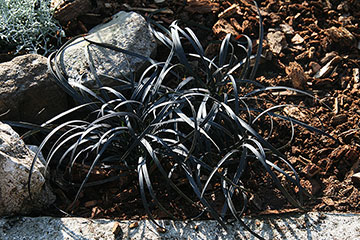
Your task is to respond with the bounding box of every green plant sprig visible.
[0,0,62,54]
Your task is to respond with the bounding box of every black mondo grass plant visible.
[21,2,332,239]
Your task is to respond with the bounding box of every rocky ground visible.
[1,0,360,221]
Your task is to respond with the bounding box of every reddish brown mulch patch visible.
[12,0,360,219]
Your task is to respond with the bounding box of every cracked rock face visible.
[56,11,157,88]
[0,122,55,216]
[0,54,68,124]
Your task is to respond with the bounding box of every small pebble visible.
[291,33,304,44]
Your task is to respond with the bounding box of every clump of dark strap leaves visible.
[18,1,333,239]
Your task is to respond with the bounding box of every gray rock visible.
[56,11,157,88]
[1,212,360,240]
[0,54,68,124]
[0,122,55,216]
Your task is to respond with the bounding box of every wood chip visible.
[325,26,356,47]
[185,0,219,14]
[283,106,307,119]
[353,68,359,83]
[314,56,341,79]
[280,23,294,35]
[323,197,335,206]
[320,51,338,65]
[308,178,321,195]
[334,97,339,114]
[122,4,174,14]
[218,4,238,18]
[129,222,139,229]
[84,200,97,208]
[53,0,92,23]
[295,47,315,60]
[112,222,122,236]
[311,78,336,88]
[309,61,321,74]
[274,90,305,96]
[285,61,307,89]
[212,18,238,40]
[90,206,102,218]
[230,18,242,31]
[331,114,347,126]
[329,145,359,164]
[156,227,167,233]
[302,163,321,178]
[351,172,360,185]
[258,208,303,215]
[249,194,263,210]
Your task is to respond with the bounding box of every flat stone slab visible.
[1,212,359,239]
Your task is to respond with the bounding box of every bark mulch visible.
[6,0,360,220]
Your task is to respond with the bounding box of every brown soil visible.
[9,0,360,220]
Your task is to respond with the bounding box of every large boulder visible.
[0,122,55,216]
[0,54,68,124]
[56,11,157,87]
